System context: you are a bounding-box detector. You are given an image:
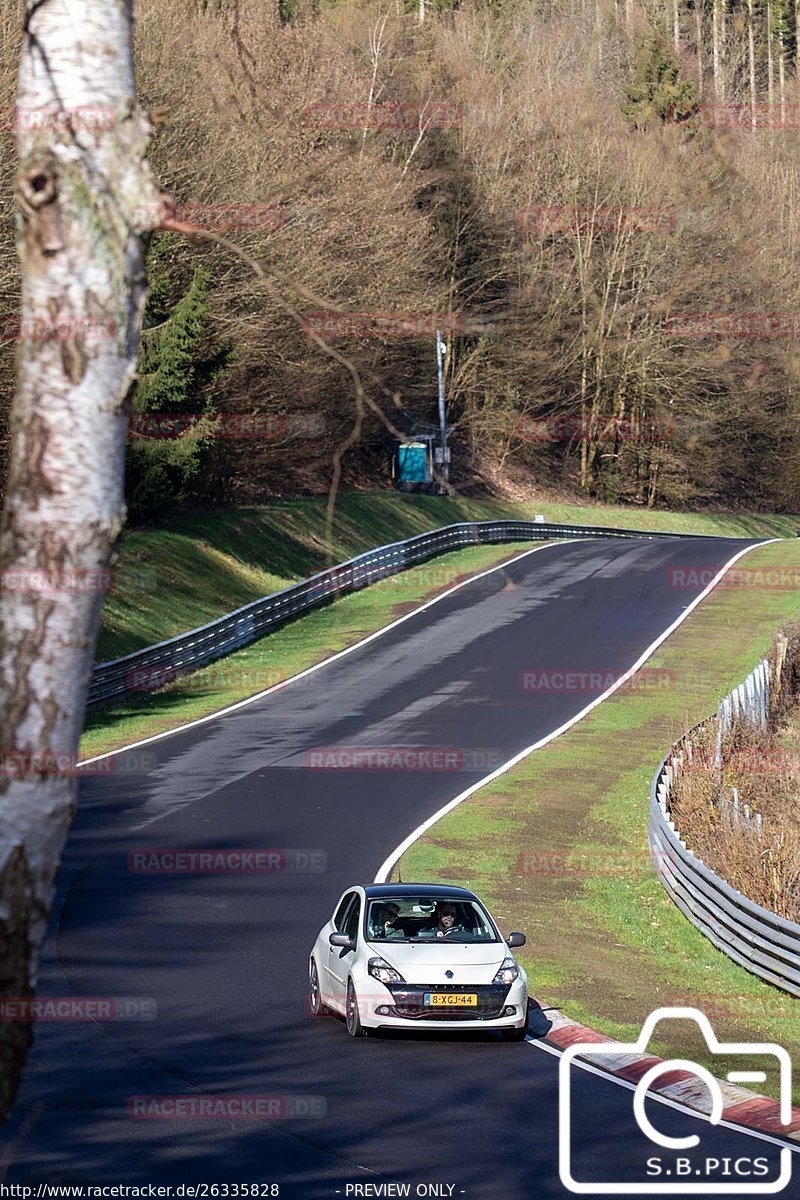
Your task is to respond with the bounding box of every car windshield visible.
[365,895,499,943]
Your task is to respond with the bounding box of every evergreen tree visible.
[126,257,232,520]
[623,34,697,128]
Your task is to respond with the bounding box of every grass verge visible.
[397,538,800,1102]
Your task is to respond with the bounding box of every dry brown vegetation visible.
[3,0,800,512]
[671,626,800,920]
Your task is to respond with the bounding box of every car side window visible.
[341,894,361,941]
[333,892,356,931]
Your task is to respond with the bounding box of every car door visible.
[326,891,360,1008]
[319,891,354,1004]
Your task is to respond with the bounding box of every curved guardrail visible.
[89,517,736,707]
[649,665,800,997]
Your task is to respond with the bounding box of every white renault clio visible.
[308,883,529,1039]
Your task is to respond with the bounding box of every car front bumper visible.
[359,978,529,1031]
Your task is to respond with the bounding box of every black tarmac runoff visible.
[3,535,793,1200]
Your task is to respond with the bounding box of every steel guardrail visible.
[89,518,739,707]
[649,663,800,997]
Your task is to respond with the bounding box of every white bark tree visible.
[0,0,161,1120]
[748,0,757,127]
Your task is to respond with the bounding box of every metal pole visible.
[436,329,449,487]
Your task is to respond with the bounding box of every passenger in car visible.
[372,902,403,939]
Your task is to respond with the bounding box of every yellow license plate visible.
[424,992,478,1007]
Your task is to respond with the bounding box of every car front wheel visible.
[346,978,370,1037]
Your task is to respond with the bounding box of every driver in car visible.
[420,902,466,938]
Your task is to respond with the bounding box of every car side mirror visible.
[507,931,526,948]
[329,932,355,950]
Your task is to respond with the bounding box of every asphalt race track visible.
[2,535,796,1199]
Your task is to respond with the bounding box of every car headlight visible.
[368,956,405,985]
[492,957,519,986]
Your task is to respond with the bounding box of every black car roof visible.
[363,883,477,899]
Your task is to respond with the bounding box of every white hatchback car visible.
[308,883,529,1039]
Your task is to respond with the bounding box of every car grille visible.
[387,983,509,1020]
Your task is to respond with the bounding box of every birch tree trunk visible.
[696,1,704,96]
[767,0,775,108]
[673,0,680,51]
[712,0,722,98]
[0,0,161,1121]
[748,0,757,127]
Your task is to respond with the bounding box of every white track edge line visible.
[80,540,568,765]
[373,538,778,882]
[372,537,790,1151]
[531,1037,800,1154]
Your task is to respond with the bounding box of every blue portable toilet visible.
[397,441,432,486]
